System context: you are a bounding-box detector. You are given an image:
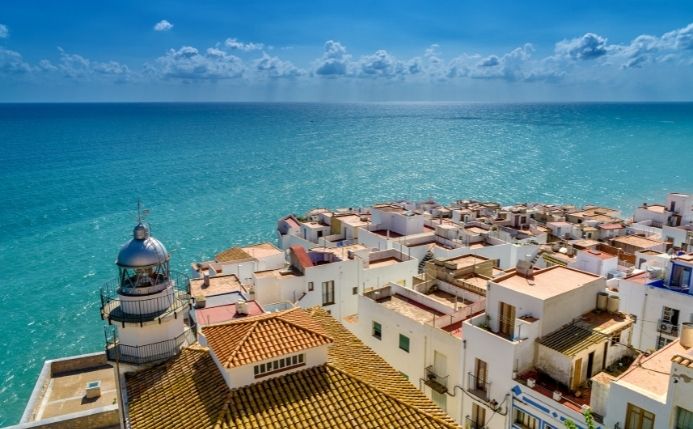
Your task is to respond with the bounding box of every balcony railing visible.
[465,416,486,429]
[424,365,449,394]
[659,319,679,337]
[105,327,196,365]
[100,271,191,324]
[467,372,491,402]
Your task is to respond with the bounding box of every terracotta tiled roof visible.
[216,365,455,429]
[202,307,333,368]
[126,308,460,429]
[215,247,253,263]
[126,346,228,429]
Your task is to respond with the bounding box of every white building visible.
[601,325,693,429]
[353,281,485,424]
[617,254,693,352]
[252,244,418,322]
[569,249,619,277]
[460,264,634,429]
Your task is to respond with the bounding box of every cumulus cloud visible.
[313,40,351,76]
[225,38,264,52]
[0,47,32,75]
[555,33,608,60]
[356,49,408,78]
[153,46,244,80]
[446,44,550,82]
[253,52,303,78]
[154,20,173,32]
[0,24,8,39]
[50,48,130,81]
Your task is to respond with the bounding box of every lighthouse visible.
[100,218,192,365]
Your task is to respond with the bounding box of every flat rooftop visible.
[464,226,488,234]
[368,256,402,268]
[29,357,117,422]
[195,301,264,326]
[310,244,368,261]
[494,266,601,300]
[242,242,283,259]
[618,340,687,397]
[190,274,244,298]
[376,293,444,324]
[443,254,490,269]
[612,234,664,248]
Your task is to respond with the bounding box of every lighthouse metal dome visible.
[116,223,169,268]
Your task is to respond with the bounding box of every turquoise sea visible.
[1,102,693,424]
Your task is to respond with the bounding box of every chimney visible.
[681,323,693,348]
[516,259,534,279]
[236,300,248,316]
[203,273,210,288]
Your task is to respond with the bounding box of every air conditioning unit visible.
[660,323,675,334]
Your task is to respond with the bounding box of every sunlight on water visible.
[1,102,693,424]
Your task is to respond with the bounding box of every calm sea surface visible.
[1,102,692,424]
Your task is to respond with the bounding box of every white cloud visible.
[0,47,31,74]
[225,38,264,52]
[154,20,173,32]
[0,24,8,39]
[313,40,351,76]
[253,52,303,78]
[153,46,244,80]
[555,33,608,60]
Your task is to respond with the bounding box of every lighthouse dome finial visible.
[116,222,169,268]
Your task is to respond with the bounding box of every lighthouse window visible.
[254,354,306,378]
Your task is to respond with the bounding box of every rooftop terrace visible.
[494,265,601,300]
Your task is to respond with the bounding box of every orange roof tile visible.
[126,346,228,429]
[126,309,460,429]
[202,307,333,368]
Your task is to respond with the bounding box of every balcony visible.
[516,369,602,422]
[467,372,490,402]
[659,320,679,337]
[424,365,449,394]
[105,327,196,365]
[100,271,191,324]
[465,416,486,429]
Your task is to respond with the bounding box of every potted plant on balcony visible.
[564,409,596,429]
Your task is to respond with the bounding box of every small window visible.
[292,355,298,365]
[254,365,259,375]
[273,360,279,370]
[399,334,410,352]
[676,407,693,429]
[308,281,314,291]
[352,286,358,295]
[298,354,304,363]
[515,408,539,429]
[322,280,335,306]
[372,321,382,340]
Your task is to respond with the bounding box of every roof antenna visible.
[136,199,150,224]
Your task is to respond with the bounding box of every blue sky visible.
[1,0,692,101]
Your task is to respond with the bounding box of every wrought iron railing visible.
[424,365,449,394]
[105,328,196,365]
[100,271,191,324]
[465,416,486,429]
[467,372,491,402]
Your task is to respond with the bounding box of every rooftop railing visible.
[100,271,191,324]
[105,328,196,365]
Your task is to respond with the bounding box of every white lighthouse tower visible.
[101,216,192,365]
